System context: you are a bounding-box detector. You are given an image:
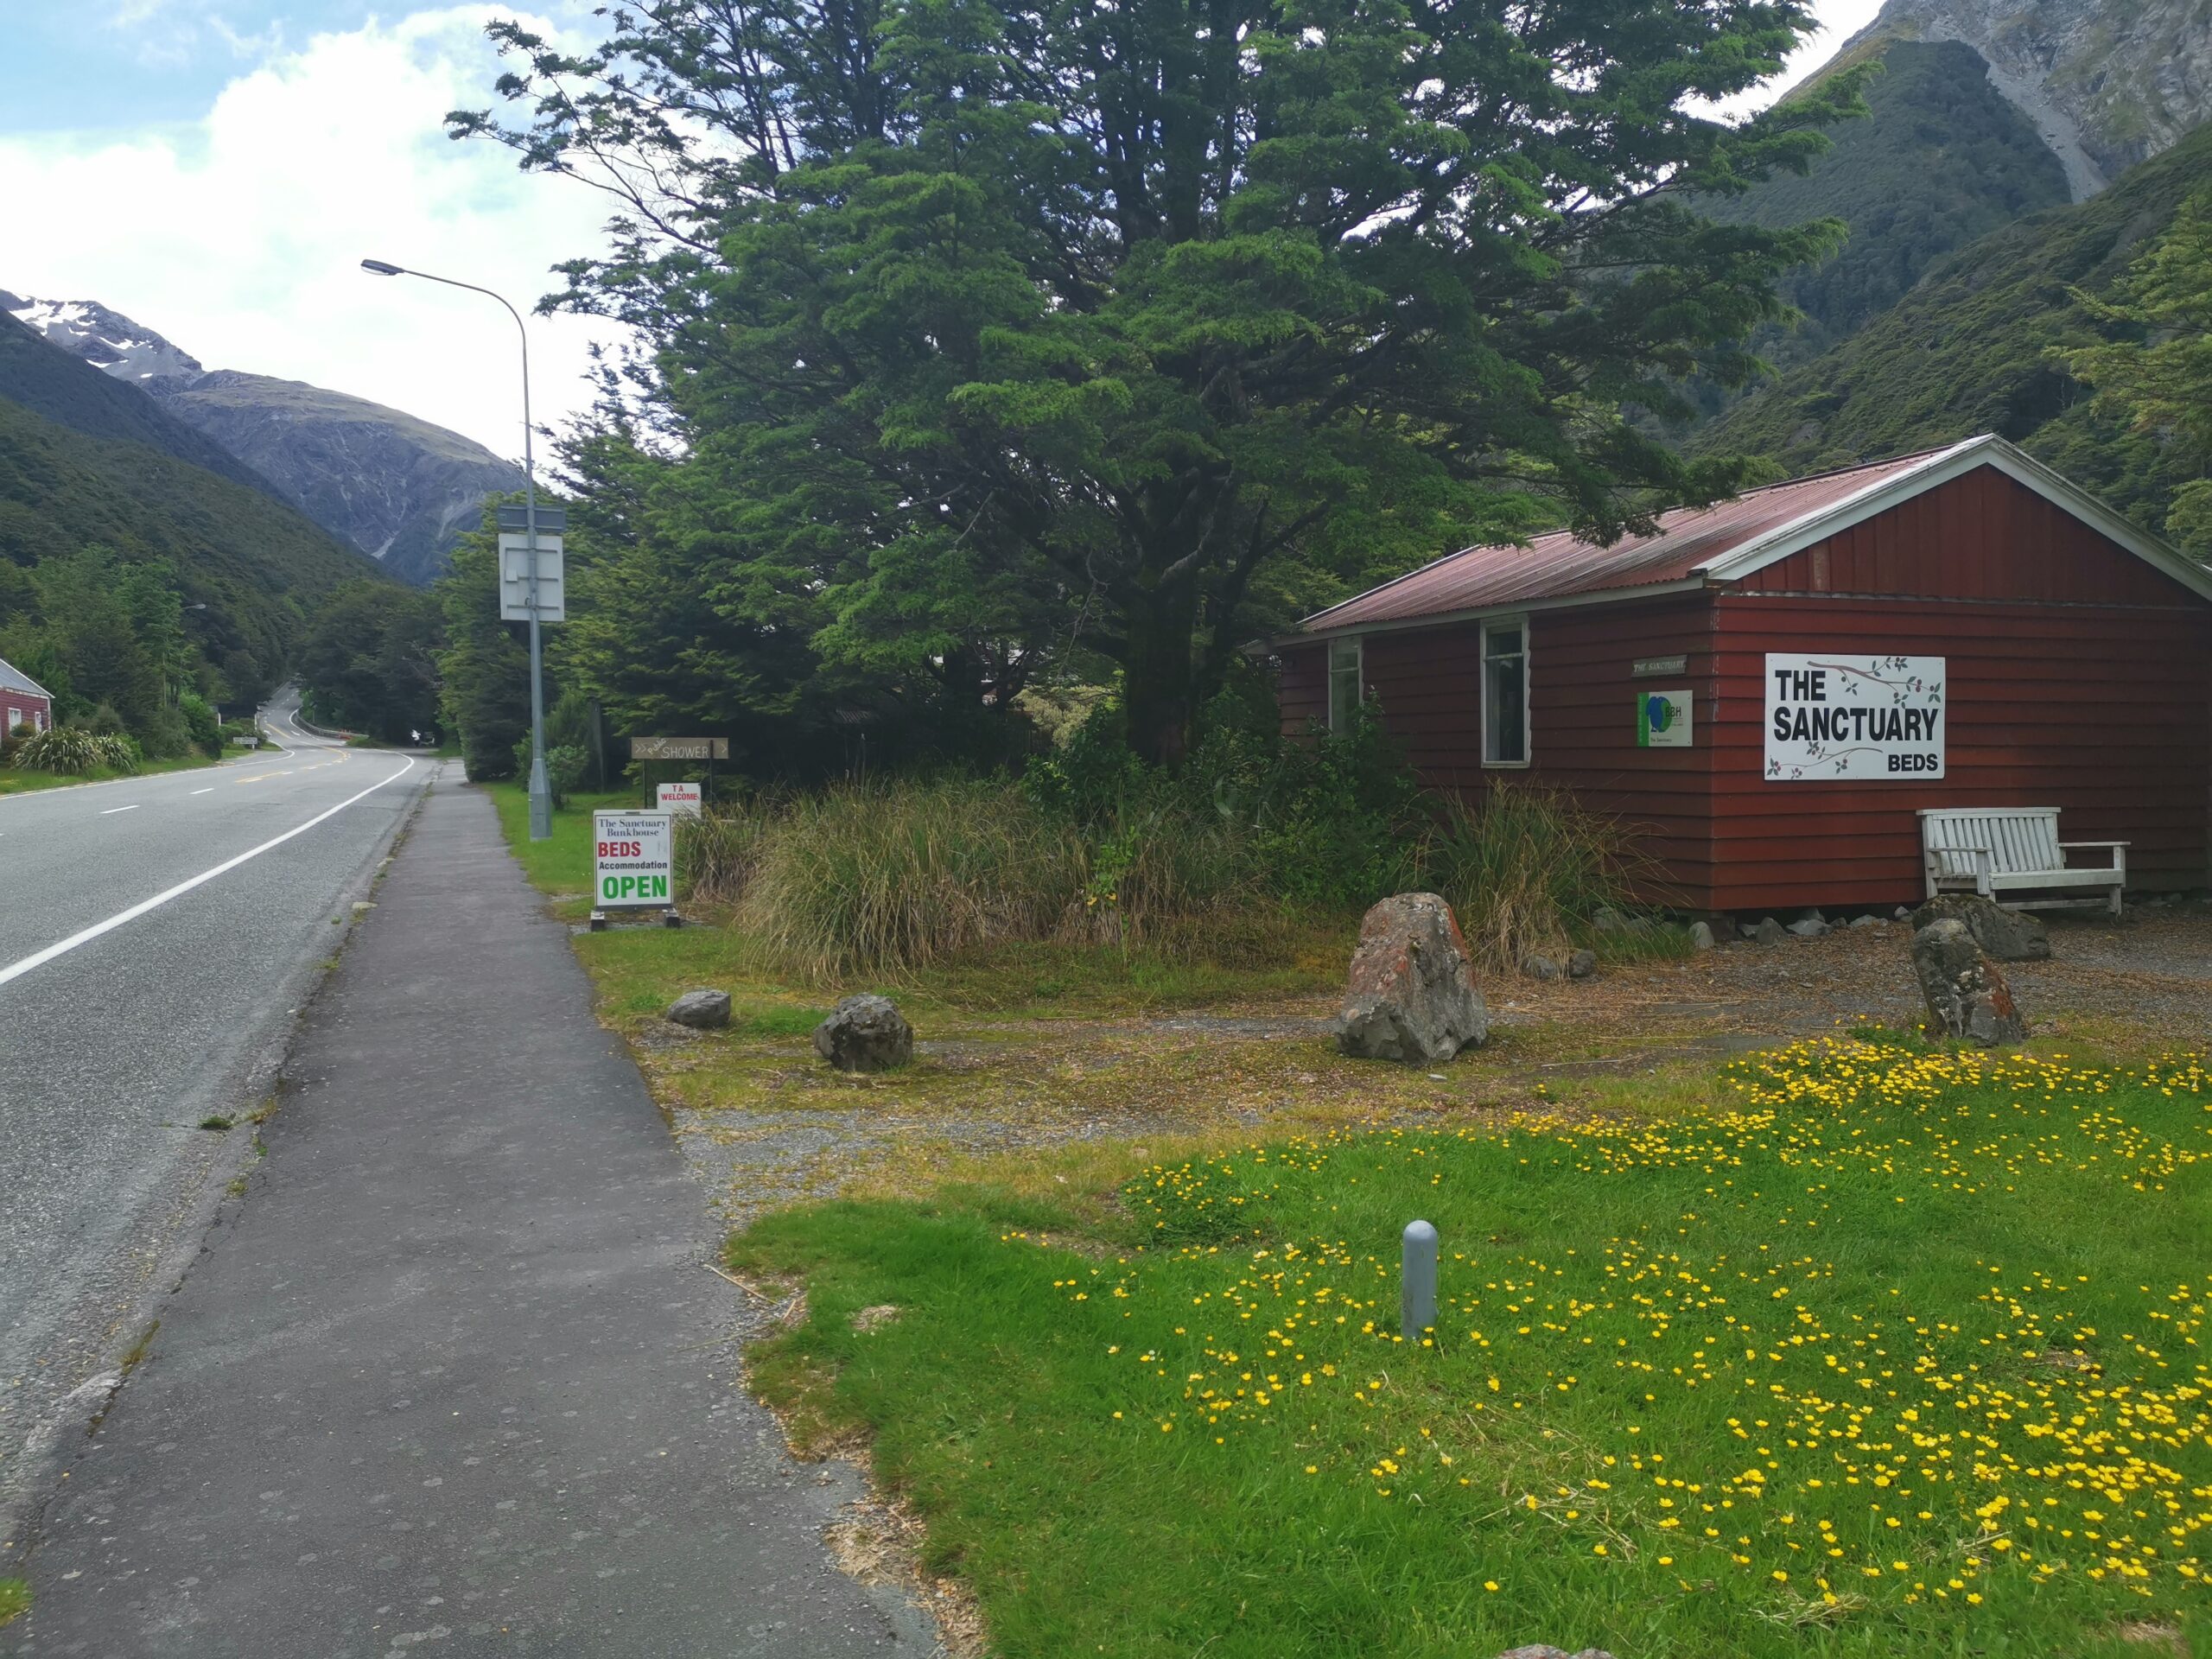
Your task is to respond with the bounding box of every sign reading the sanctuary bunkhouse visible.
[1270,435,2212,916]
[593,810,673,910]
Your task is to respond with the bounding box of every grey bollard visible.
[1401,1218,1438,1344]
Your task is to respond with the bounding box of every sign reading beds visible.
[1764,654,1945,781]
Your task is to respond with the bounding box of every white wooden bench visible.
[1919,806,2127,915]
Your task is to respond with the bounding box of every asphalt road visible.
[0,696,429,1542]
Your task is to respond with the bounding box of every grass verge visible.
[0,1578,26,1628]
[0,747,242,798]
[730,1038,2212,1658]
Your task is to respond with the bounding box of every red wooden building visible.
[1275,435,2212,915]
[0,654,53,736]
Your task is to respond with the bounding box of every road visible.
[0,695,430,1541]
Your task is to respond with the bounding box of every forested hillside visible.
[1701,122,2212,552]
[0,374,385,747]
[1701,41,2070,373]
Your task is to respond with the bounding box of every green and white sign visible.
[593,810,674,908]
[1636,688,1693,748]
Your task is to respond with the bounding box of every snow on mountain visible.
[0,291,204,383]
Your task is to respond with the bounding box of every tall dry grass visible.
[734,779,1086,980]
[1421,783,1658,972]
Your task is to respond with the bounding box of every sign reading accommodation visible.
[497,534,565,623]
[593,810,674,908]
[631,735,729,761]
[1636,689,1692,748]
[1764,654,1945,780]
[656,781,702,817]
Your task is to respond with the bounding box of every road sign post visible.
[589,810,677,931]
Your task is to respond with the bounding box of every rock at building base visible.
[1566,949,1597,979]
[1688,920,1715,950]
[1333,893,1489,1065]
[1910,918,2028,1046]
[1521,955,1561,982]
[665,988,732,1029]
[1746,916,1787,945]
[1789,916,1829,938]
[813,994,914,1072]
[1909,893,2051,961]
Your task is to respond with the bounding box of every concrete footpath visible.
[10,777,925,1656]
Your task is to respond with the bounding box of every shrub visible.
[179,692,222,758]
[1421,782,1656,972]
[10,727,133,776]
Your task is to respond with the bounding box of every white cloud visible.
[2,6,620,466]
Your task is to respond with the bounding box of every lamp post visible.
[359,257,551,841]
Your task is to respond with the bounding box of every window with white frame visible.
[1481,619,1529,765]
[1327,637,1363,732]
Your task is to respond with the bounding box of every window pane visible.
[1328,639,1360,730]
[1484,626,1527,763]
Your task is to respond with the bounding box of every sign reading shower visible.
[1764,654,1945,780]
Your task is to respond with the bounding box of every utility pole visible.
[359,257,552,840]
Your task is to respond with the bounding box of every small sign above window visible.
[1631,654,1688,678]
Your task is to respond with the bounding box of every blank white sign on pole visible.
[498,533,565,623]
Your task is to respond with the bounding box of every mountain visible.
[0,321,385,695]
[1701,41,2072,376]
[1697,121,2212,547]
[1832,0,2212,194]
[0,303,286,498]
[3,293,524,585]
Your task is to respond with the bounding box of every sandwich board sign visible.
[593,810,673,910]
[498,534,565,623]
[1636,688,1692,748]
[656,780,702,817]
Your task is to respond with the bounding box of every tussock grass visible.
[1426,782,1666,972]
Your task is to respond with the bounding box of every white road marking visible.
[191,788,214,796]
[99,804,140,816]
[0,758,419,991]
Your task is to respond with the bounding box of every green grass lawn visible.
[0,747,243,798]
[733,1038,2212,1657]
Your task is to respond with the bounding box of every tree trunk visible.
[1120,578,1198,769]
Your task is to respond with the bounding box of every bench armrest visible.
[2058,841,2130,849]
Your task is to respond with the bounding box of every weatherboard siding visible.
[1707,594,2211,910]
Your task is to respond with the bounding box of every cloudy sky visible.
[1,0,1884,464]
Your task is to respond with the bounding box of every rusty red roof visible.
[1301,443,1962,634]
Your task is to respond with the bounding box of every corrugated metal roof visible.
[0,654,51,699]
[1302,446,1954,633]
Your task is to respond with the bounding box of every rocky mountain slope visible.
[3,293,522,585]
[1832,0,2212,195]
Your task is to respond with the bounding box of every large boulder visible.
[1909,893,2050,961]
[812,994,914,1072]
[1910,918,2028,1046]
[665,988,732,1029]
[1333,893,1489,1065]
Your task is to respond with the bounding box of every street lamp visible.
[359,257,552,841]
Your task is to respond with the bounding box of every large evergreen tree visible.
[457,0,1856,765]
